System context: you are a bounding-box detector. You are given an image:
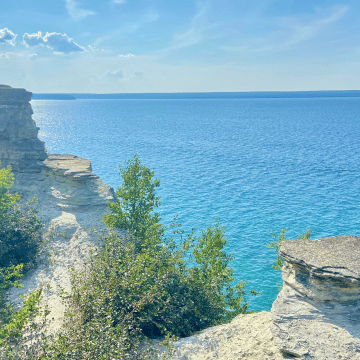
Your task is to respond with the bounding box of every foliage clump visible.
[0,163,44,356]
[0,163,42,273]
[29,155,256,359]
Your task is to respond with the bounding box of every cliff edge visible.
[0,85,116,336]
[1,85,359,359]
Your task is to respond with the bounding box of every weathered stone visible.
[0,85,116,339]
[271,236,360,360]
[0,84,47,174]
[143,311,292,360]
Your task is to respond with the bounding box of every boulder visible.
[271,235,360,359]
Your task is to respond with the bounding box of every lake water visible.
[31,92,360,312]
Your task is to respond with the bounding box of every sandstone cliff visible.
[271,235,360,360]
[0,85,116,336]
[1,85,359,360]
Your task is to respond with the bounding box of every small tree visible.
[103,155,164,246]
[33,157,258,359]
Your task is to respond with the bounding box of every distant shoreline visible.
[32,90,360,101]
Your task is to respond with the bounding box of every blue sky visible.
[1,0,359,92]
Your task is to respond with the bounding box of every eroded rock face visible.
[0,85,47,174]
[0,85,116,337]
[271,235,360,360]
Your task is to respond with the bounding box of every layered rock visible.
[271,235,360,359]
[3,84,360,359]
[0,85,116,336]
[0,85,47,174]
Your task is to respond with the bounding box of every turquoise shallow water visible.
[31,94,360,312]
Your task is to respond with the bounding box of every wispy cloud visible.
[23,31,86,53]
[0,28,17,45]
[169,2,221,50]
[65,0,95,21]
[93,10,159,47]
[222,5,349,53]
[112,0,126,3]
[133,71,143,78]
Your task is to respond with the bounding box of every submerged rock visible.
[271,235,360,360]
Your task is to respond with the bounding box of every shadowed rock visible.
[0,85,47,174]
[271,235,360,360]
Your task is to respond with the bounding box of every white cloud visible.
[23,32,45,47]
[23,31,86,53]
[0,28,17,45]
[113,0,126,3]
[0,52,24,58]
[65,0,95,21]
[105,70,124,78]
[118,53,135,58]
[28,53,38,58]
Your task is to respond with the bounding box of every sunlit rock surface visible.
[0,85,116,335]
[271,235,360,360]
[2,85,360,359]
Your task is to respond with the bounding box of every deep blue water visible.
[31,93,360,312]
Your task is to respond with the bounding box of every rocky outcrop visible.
[0,85,47,174]
[152,311,288,360]
[0,85,116,336]
[271,235,360,359]
[2,84,360,359]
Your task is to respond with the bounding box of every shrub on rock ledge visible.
[34,156,257,359]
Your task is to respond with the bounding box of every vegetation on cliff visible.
[0,162,44,356]
[18,155,257,359]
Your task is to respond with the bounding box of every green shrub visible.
[103,154,165,248]
[30,156,257,359]
[0,163,44,356]
[0,163,43,273]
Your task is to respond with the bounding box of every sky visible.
[1,0,360,93]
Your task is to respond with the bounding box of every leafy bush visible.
[0,162,44,356]
[0,163,43,273]
[30,156,257,359]
[103,154,164,248]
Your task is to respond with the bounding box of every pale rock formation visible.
[271,235,360,359]
[0,85,116,336]
[151,311,291,360]
[0,85,47,174]
[2,84,360,360]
